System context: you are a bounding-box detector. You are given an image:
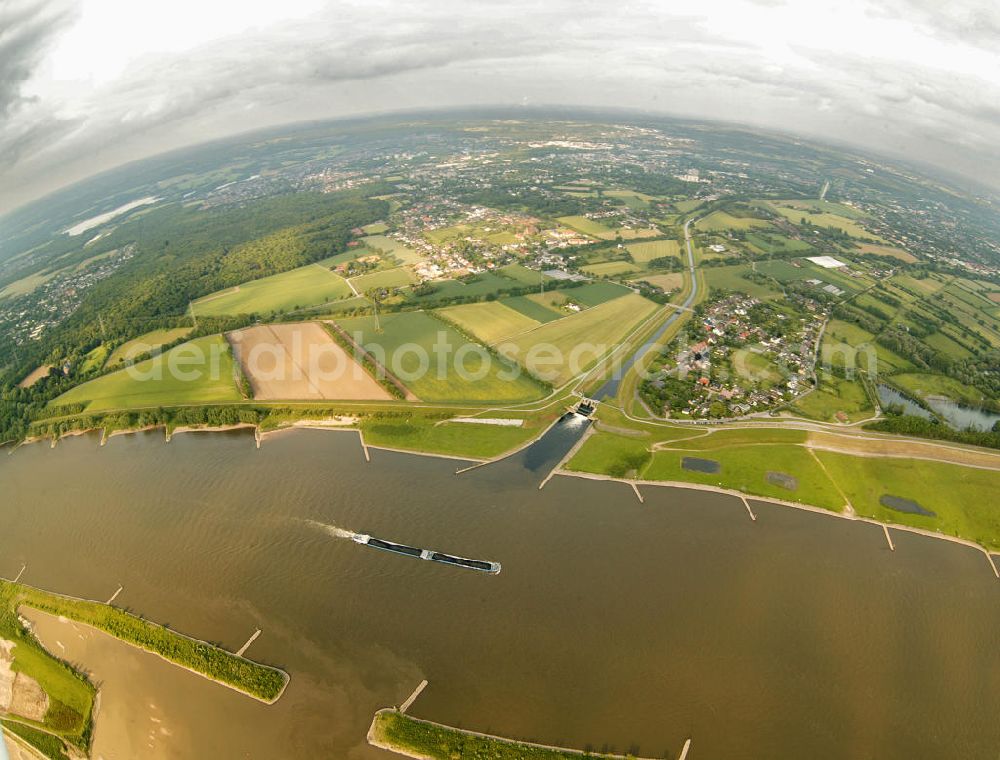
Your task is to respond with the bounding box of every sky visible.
[2,0,1000,213]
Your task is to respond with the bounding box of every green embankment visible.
[372,710,642,760]
[0,581,95,757]
[2,580,288,703]
[361,415,538,459]
[814,452,1000,550]
[53,335,241,412]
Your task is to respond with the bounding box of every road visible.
[595,217,699,399]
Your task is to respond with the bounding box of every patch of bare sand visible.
[228,322,394,401]
[17,365,52,389]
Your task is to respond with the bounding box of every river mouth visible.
[1,428,999,759]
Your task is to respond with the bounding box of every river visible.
[1,426,999,759]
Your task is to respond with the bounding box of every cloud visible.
[2,0,1000,211]
[0,0,76,117]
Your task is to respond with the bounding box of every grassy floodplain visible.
[371,710,650,760]
[54,335,241,411]
[192,264,352,316]
[1,580,288,704]
[335,312,544,402]
[565,411,1000,550]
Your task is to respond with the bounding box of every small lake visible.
[877,384,999,431]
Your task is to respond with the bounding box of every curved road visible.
[595,217,699,399]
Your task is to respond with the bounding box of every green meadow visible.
[192,264,352,316]
[54,335,241,412]
[335,312,543,402]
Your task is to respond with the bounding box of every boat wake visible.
[305,520,369,543]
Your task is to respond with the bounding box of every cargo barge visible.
[353,534,501,574]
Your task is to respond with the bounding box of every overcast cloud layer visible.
[2,0,999,213]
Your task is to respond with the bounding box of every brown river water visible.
[1,426,999,759]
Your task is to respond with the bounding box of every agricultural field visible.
[349,266,418,292]
[567,281,633,307]
[635,272,684,291]
[334,312,543,402]
[54,335,242,411]
[856,243,917,263]
[107,327,194,366]
[626,239,681,263]
[497,262,548,286]
[405,271,527,303]
[704,264,783,300]
[228,323,395,400]
[696,210,772,232]
[361,222,389,234]
[502,294,565,322]
[438,301,540,344]
[556,215,617,239]
[192,264,352,316]
[767,201,879,239]
[605,189,658,209]
[360,234,423,264]
[501,293,659,386]
[743,231,813,255]
[582,261,640,277]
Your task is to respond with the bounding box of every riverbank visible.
[368,709,666,760]
[1,581,288,705]
[554,469,1000,577]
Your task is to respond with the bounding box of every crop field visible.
[228,323,394,400]
[582,261,640,276]
[54,335,241,411]
[925,331,974,360]
[349,266,417,292]
[556,215,617,239]
[334,312,543,402]
[405,271,526,303]
[501,293,658,386]
[605,189,657,210]
[769,203,877,238]
[502,294,564,322]
[697,210,772,232]
[744,231,813,255]
[192,264,352,316]
[626,239,682,263]
[815,452,1000,549]
[856,243,917,262]
[360,234,423,264]
[568,281,633,306]
[107,327,194,366]
[704,264,782,299]
[635,272,684,291]
[497,263,548,286]
[362,222,389,234]
[438,301,539,344]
